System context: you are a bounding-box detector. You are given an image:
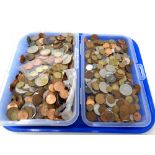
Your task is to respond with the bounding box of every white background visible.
[0,0,155,154]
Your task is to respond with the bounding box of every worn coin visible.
[18,109,29,120]
[7,107,19,121]
[95,93,105,104]
[99,82,109,93]
[86,111,96,122]
[35,74,49,86]
[120,84,132,96]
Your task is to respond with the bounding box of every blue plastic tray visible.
[3,34,155,133]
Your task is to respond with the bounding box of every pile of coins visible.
[7,33,75,121]
[85,34,142,123]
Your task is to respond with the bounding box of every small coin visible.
[106,95,116,107]
[16,81,25,89]
[62,54,72,65]
[86,104,94,111]
[48,84,55,92]
[99,82,109,93]
[46,93,56,104]
[86,64,93,71]
[32,94,43,106]
[20,55,26,64]
[133,112,141,122]
[28,45,39,54]
[7,107,19,121]
[30,70,38,77]
[105,73,116,83]
[47,109,56,120]
[94,103,100,116]
[85,71,94,79]
[120,84,132,96]
[17,109,29,120]
[35,74,49,86]
[85,41,94,49]
[53,81,65,92]
[112,105,119,114]
[40,103,49,116]
[23,63,33,70]
[60,89,69,99]
[91,80,99,91]
[105,48,112,56]
[95,93,105,104]
[86,111,96,122]
[130,103,137,114]
[26,53,35,61]
[40,49,51,56]
[35,66,44,73]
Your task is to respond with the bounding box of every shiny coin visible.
[53,81,65,92]
[86,98,95,106]
[17,109,29,120]
[40,49,51,56]
[32,94,43,106]
[60,89,69,99]
[7,107,19,121]
[62,54,72,65]
[99,82,109,93]
[35,74,49,86]
[120,84,132,96]
[94,103,100,116]
[48,84,55,92]
[28,45,39,54]
[16,81,25,89]
[46,93,56,104]
[86,64,93,71]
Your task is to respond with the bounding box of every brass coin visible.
[7,101,18,109]
[95,93,105,104]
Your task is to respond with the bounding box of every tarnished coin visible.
[35,74,49,86]
[106,94,116,107]
[40,49,51,56]
[99,82,109,93]
[85,71,94,79]
[28,45,39,54]
[7,107,19,121]
[104,110,116,122]
[46,93,56,104]
[120,84,132,96]
[32,94,42,106]
[105,73,116,83]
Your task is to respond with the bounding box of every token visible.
[120,84,132,96]
[18,109,29,120]
[86,64,93,71]
[35,74,49,86]
[32,94,43,106]
[94,103,100,116]
[7,107,19,121]
[133,112,141,122]
[62,54,72,65]
[46,93,56,104]
[16,81,25,89]
[40,49,51,56]
[95,93,105,104]
[28,45,39,54]
[99,82,109,93]
[86,111,96,122]
[53,81,65,92]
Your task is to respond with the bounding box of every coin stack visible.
[7,33,75,121]
[85,34,142,122]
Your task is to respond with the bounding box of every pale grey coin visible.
[105,65,116,73]
[94,103,100,116]
[40,49,51,56]
[130,114,134,121]
[15,86,27,94]
[22,84,30,90]
[99,82,109,93]
[51,49,64,57]
[28,45,39,54]
[124,57,130,65]
[62,54,72,64]
[86,81,97,94]
[35,74,49,87]
[99,68,107,78]
[22,102,36,118]
[105,73,116,83]
[86,64,93,71]
[119,84,132,96]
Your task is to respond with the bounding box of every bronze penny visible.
[46,93,56,104]
[111,90,121,99]
[48,84,55,92]
[40,103,49,116]
[20,55,26,64]
[104,110,116,122]
[85,41,94,49]
[38,87,46,96]
[85,71,94,79]
[98,104,106,115]
[59,89,69,99]
[116,98,125,107]
[133,112,141,122]
[53,81,65,92]
[95,93,105,104]
[86,111,96,122]
[86,98,95,106]
[32,94,43,106]
[47,109,56,120]
[133,84,141,94]
[112,105,119,114]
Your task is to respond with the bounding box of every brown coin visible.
[119,111,130,122]
[119,104,130,114]
[104,110,116,122]
[47,109,56,120]
[86,111,96,122]
[95,93,105,104]
[40,104,49,116]
[86,98,95,106]
[100,114,107,122]
[17,109,29,120]
[60,89,69,99]
[20,55,26,64]
[48,84,55,92]
[38,87,46,96]
[103,42,110,48]
[7,101,18,109]
[24,96,33,103]
[91,81,99,91]
[85,41,94,49]
[7,107,19,121]
[112,105,119,114]
[133,112,141,122]
[106,94,115,104]
[116,98,125,107]
[32,94,43,106]
[46,93,56,104]
[111,90,121,99]
[133,84,141,94]
[105,48,112,56]
[98,104,106,115]
[85,71,94,79]
[53,81,65,92]
[86,104,94,111]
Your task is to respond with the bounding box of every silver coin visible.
[28,45,39,54]
[119,84,132,96]
[35,74,49,87]
[99,68,107,78]
[105,73,116,83]
[86,64,93,71]
[94,103,100,116]
[15,86,27,94]
[40,49,51,56]
[52,48,64,57]
[99,82,109,93]
[105,65,116,73]
[62,54,72,65]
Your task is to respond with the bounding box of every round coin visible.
[35,74,49,87]
[60,89,69,99]
[17,109,29,120]
[86,111,96,122]
[47,109,56,120]
[95,93,105,104]
[99,82,109,93]
[53,81,65,92]
[7,107,19,121]
[94,103,100,116]
[40,49,51,56]
[32,94,43,106]
[46,94,56,104]
[28,45,39,54]
[120,84,132,96]
[62,54,72,65]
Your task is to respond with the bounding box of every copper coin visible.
[47,109,56,120]
[116,98,125,107]
[24,96,33,103]
[104,110,116,122]
[105,48,112,56]
[106,94,115,104]
[48,84,55,92]
[55,57,63,64]
[85,41,94,49]
[53,81,65,92]
[119,104,130,114]
[17,109,29,120]
[40,104,49,116]
[86,111,96,122]
[112,105,119,114]
[111,90,121,99]
[32,94,43,106]
[20,55,26,64]
[32,59,42,66]
[38,87,46,96]
[95,93,105,104]
[100,114,107,122]
[98,104,106,115]
[60,89,69,99]
[46,93,56,104]
[86,98,95,106]
[85,71,94,79]
[119,111,130,122]
[133,84,141,94]
[133,112,141,122]
[86,104,94,111]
